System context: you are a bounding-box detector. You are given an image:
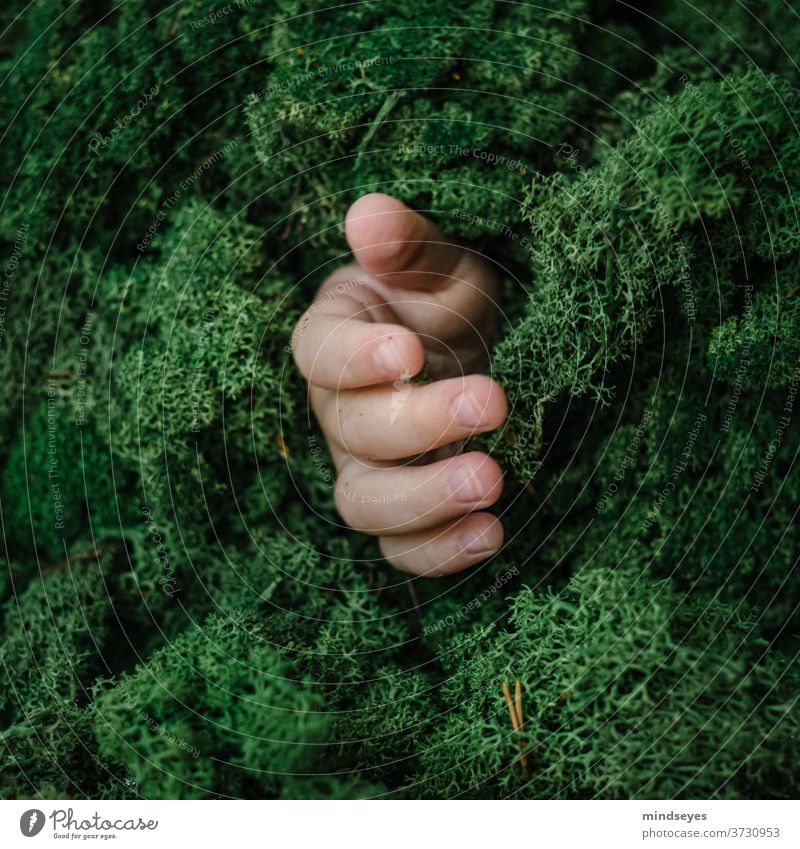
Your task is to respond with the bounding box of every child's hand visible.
[293,193,507,576]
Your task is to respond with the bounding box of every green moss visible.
[0,705,122,800]
[415,567,799,798]
[93,611,336,799]
[1,0,799,799]
[0,551,117,724]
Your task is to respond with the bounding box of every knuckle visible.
[386,553,407,572]
[334,400,373,456]
[334,403,358,451]
[293,351,312,382]
[381,542,410,572]
[406,389,430,434]
[373,238,411,269]
[309,386,331,428]
[291,316,314,379]
[334,475,362,529]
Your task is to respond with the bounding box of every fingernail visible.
[451,390,483,428]
[374,339,404,375]
[461,526,499,557]
[448,463,484,504]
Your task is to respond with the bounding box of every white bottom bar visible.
[2,800,797,848]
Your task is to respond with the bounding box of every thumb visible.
[345,193,463,290]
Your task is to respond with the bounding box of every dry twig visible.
[502,679,529,771]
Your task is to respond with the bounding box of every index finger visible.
[291,275,425,390]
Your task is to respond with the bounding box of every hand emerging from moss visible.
[293,193,507,576]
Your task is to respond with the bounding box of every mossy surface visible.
[0,0,798,799]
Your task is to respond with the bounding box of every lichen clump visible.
[1,1,798,799]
